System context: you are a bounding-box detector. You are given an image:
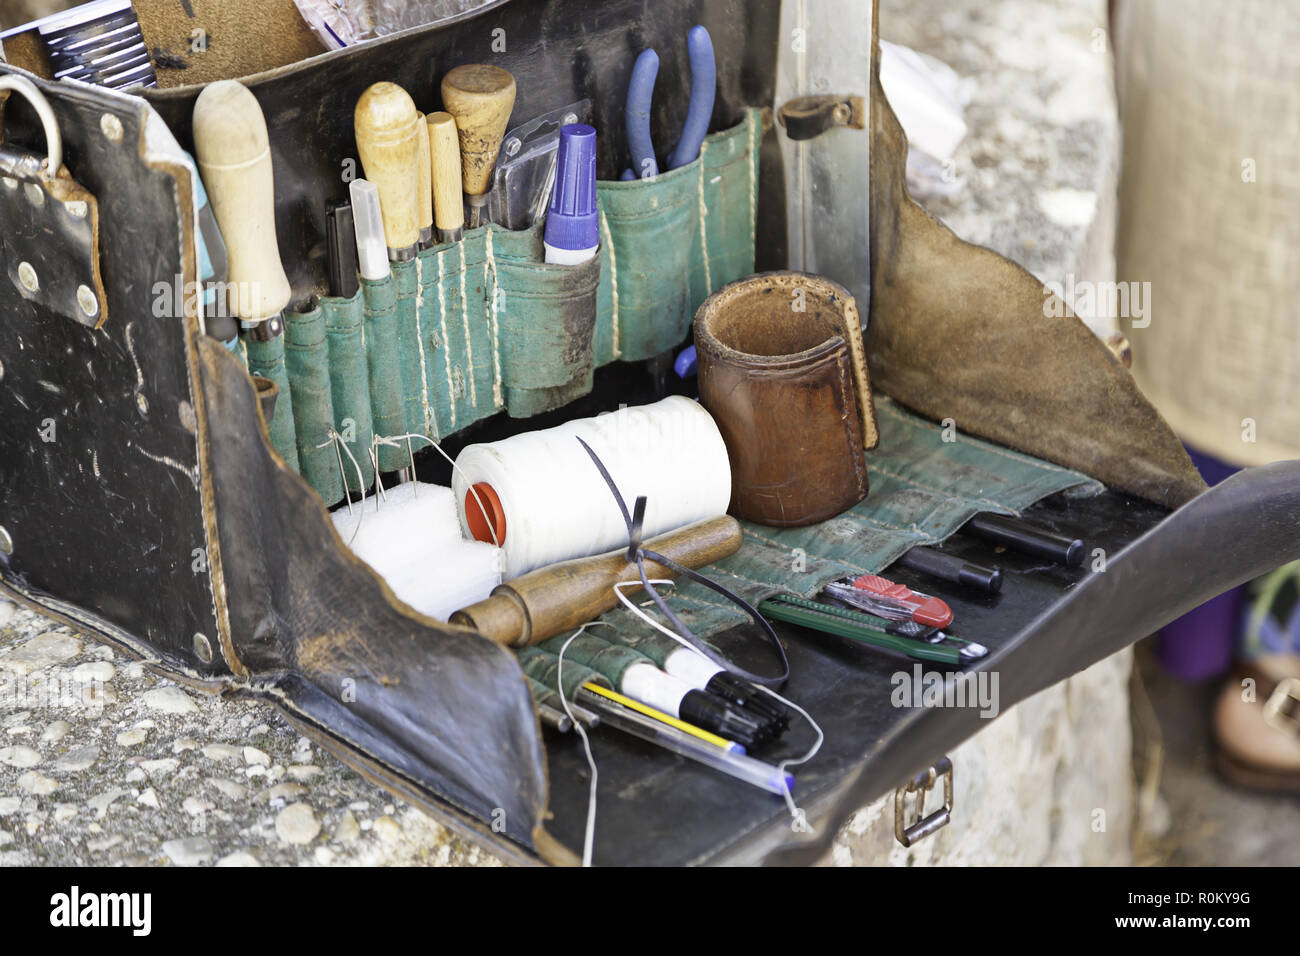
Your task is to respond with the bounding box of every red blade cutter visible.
[843,574,954,629]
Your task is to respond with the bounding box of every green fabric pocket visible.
[284,306,344,505]
[416,232,499,439]
[491,223,601,419]
[244,327,299,473]
[321,291,376,493]
[595,110,761,364]
[361,272,408,473]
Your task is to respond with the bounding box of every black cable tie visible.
[575,436,789,688]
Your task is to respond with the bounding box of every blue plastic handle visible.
[666,25,716,170]
[625,48,660,179]
[674,345,698,378]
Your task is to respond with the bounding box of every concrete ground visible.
[0,599,495,867]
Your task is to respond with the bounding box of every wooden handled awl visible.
[414,111,434,249]
[451,516,742,648]
[192,80,291,323]
[354,81,422,260]
[440,64,516,228]
[427,111,464,243]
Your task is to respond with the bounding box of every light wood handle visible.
[451,516,743,648]
[354,82,421,254]
[414,112,433,242]
[192,80,291,322]
[440,64,516,197]
[427,112,464,235]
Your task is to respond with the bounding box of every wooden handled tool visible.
[354,81,422,259]
[451,516,742,648]
[415,111,434,248]
[192,79,291,323]
[439,64,516,227]
[427,112,464,242]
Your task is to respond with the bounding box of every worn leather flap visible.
[865,0,1206,509]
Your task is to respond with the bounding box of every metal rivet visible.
[17,261,38,293]
[2,176,17,190]
[563,113,578,125]
[65,199,88,219]
[76,285,98,317]
[0,526,12,555]
[135,392,149,416]
[100,113,124,143]
[504,136,521,157]
[193,632,213,663]
[0,357,5,382]
[24,182,45,207]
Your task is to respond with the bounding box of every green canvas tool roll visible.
[271,111,761,502]
[517,647,610,700]
[544,397,1103,672]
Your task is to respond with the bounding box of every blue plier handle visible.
[625,24,717,179]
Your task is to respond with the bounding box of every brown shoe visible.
[1214,654,1300,792]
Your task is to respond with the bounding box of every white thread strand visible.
[556,626,599,868]
[374,432,500,547]
[458,243,476,409]
[612,579,822,826]
[451,397,730,577]
[485,228,504,408]
[598,209,620,358]
[436,248,454,430]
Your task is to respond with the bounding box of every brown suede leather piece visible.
[134,0,326,88]
[864,0,1206,510]
[696,272,877,526]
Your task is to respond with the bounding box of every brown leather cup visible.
[694,271,878,527]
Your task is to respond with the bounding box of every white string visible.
[555,624,601,868]
[611,579,823,827]
[315,427,370,547]
[374,432,500,548]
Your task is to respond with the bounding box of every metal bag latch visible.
[894,755,954,847]
[0,74,108,328]
[776,94,866,141]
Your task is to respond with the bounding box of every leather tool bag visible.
[2,0,1298,866]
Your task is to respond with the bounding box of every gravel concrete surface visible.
[0,598,500,867]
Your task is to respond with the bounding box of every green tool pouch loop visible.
[492,221,601,419]
[595,110,761,363]
[359,270,408,473]
[320,290,376,493]
[244,327,300,473]
[415,231,497,438]
[517,647,610,701]
[283,305,345,506]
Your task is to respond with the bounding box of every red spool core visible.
[465,482,506,546]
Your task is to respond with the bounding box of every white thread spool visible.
[331,482,502,621]
[452,396,732,578]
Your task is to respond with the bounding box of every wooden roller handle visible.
[192,80,291,322]
[451,516,743,648]
[427,112,464,236]
[440,64,516,198]
[354,81,422,254]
